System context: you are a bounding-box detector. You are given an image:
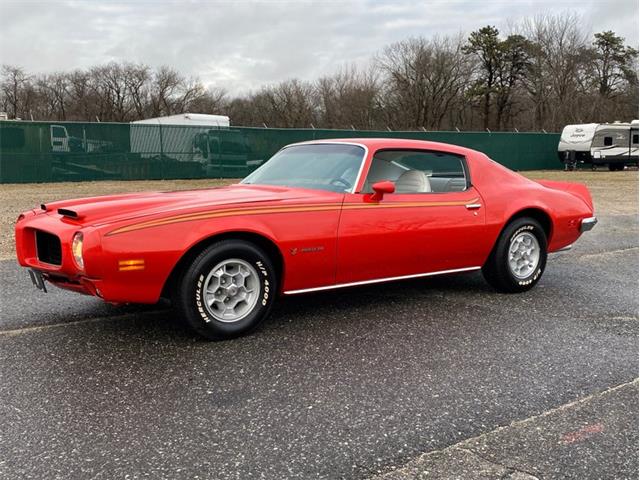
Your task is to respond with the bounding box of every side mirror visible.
[370,180,395,201]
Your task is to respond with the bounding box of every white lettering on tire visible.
[193,258,272,325]
[256,260,270,306]
[195,274,212,323]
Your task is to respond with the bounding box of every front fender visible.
[96,217,282,303]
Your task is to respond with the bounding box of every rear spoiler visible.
[535,180,594,211]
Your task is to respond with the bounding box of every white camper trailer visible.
[590,121,639,170]
[558,121,639,170]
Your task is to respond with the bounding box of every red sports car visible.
[15,139,597,339]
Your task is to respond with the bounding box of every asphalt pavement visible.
[0,214,637,479]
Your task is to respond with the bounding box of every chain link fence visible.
[0,121,561,183]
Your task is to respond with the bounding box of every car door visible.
[336,148,489,284]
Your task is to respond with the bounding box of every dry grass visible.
[1,170,637,260]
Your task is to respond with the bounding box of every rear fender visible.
[535,180,594,211]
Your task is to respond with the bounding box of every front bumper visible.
[15,210,104,296]
[580,216,597,232]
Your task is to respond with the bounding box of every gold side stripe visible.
[106,205,341,236]
[106,198,479,237]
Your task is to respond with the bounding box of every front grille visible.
[35,230,62,265]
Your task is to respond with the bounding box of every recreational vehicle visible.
[558,120,639,170]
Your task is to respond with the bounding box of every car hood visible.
[41,184,339,227]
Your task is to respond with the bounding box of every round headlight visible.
[71,232,84,270]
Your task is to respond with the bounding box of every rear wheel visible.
[482,217,547,293]
[175,240,277,340]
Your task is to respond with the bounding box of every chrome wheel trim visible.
[203,258,260,323]
[508,231,540,279]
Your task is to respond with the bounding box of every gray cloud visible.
[0,0,637,95]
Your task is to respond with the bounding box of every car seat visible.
[394,170,431,193]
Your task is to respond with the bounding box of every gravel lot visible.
[0,169,637,479]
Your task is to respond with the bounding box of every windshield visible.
[241,143,365,193]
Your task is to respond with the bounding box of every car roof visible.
[293,137,483,157]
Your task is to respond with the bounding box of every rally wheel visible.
[175,240,277,340]
[482,217,547,293]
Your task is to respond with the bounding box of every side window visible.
[363,149,468,194]
[633,134,638,145]
[51,126,66,138]
[604,136,613,146]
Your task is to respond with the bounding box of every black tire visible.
[174,240,277,340]
[482,217,548,293]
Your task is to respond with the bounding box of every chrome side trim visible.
[283,266,481,295]
[553,244,573,252]
[580,216,598,232]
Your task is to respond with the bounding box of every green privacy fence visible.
[0,120,561,183]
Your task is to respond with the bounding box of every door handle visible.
[465,203,482,210]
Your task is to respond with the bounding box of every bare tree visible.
[523,14,590,129]
[378,36,471,130]
[189,86,228,114]
[124,63,151,119]
[66,69,98,121]
[247,79,317,128]
[35,72,70,120]
[316,66,382,129]
[1,65,33,119]
[150,66,183,116]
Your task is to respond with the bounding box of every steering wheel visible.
[329,177,352,190]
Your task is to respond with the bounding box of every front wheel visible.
[175,240,277,340]
[482,217,548,293]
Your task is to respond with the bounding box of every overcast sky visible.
[1,0,638,95]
